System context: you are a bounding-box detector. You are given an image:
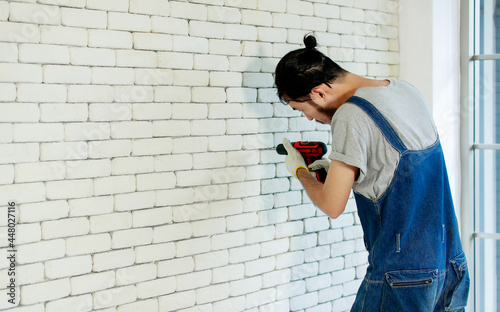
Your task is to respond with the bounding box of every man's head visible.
[274,35,346,124]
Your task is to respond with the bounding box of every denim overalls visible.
[347,96,470,312]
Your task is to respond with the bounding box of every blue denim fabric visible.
[346,96,470,312]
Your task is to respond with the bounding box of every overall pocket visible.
[381,269,439,312]
[444,252,470,311]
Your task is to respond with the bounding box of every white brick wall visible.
[0,0,399,311]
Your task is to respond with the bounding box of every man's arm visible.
[297,160,358,219]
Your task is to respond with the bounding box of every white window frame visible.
[461,0,500,310]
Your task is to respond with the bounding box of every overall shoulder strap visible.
[346,96,407,154]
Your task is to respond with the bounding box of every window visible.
[463,0,500,310]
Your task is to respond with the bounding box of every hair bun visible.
[303,35,317,49]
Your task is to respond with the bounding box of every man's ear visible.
[310,84,328,104]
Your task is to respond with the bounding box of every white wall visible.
[399,0,461,220]
[0,0,399,311]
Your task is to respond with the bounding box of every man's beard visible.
[306,100,336,123]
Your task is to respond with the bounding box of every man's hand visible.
[282,138,309,179]
[308,159,330,173]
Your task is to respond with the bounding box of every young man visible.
[275,35,469,311]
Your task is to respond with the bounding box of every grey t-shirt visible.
[328,79,438,200]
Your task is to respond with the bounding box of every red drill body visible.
[276,141,328,183]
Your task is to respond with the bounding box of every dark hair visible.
[275,34,346,103]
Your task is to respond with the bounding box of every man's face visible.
[286,96,336,125]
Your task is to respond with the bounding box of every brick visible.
[86,0,129,12]
[66,159,111,179]
[246,256,276,276]
[20,278,71,305]
[210,72,242,87]
[194,54,229,71]
[19,43,70,65]
[114,191,156,212]
[170,2,207,21]
[46,179,93,200]
[211,231,245,251]
[0,164,14,184]
[0,182,44,205]
[136,173,176,191]
[18,83,66,102]
[209,39,242,56]
[15,223,41,245]
[0,2,7,21]
[90,212,132,233]
[0,63,42,83]
[196,283,231,305]
[67,85,114,102]
[176,270,212,291]
[68,196,114,217]
[70,47,115,66]
[227,119,259,134]
[40,25,87,46]
[91,67,134,85]
[176,237,211,257]
[173,35,209,53]
[135,242,175,263]
[152,16,189,35]
[155,86,191,102]
[92,249,135,272]
[209,103,242,119]
[0,83,15,102]
[132,138,172,156]
[19,200,68,223]
[93,285,137,309]
[70,271,115,295]
[194,250,229,271]
[189,21,224,39]
[15,161,64,183]
[172,137,208,154]
[88,103,132,121]
[45,105,82,125]
[66,233,111,256]
[212,263,244,284]
[229,180,260,198]
[108,13,151,32]
[158,257,194,277]
[319,257,344,275]
[273,13,301,28]
[0,21,40,43]
[133,32,172,51]
[111,228,153,249]
[116,263,157,286]
[137,276,176,299]
[208,6,241,23]
[258,0,286,12]
[0,103,39,122]
[193,152,226,169]
[331,241,356,257]
[111,121,153,139]
[245,225,274,245]
[17,239,65,264]
[158,290,196,312]
[38,0,85,7]
[153,222,191,244]
[88,29,133,49]
[112,156,154,175]
[191,218,226,237]
[45,255,92,279]
[116,50,157,68]
[117,298,158,312]
[173,69,209,86]
[45,294,92,312]
[155,154,192,172]
[14,123,64,143]
[42,217,89,239]
[43,63,91,84]
[9,2,61,25]
[130,0,169,15]
[115,85,154,102]
[88,139,131,159]
[241,9,272,26]
[208,135,241,152]
[290,292,318,311]
[171,104,208,121]
[276,280,305,300]
[229,276,262,296]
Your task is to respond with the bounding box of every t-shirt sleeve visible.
[328,118,368,183]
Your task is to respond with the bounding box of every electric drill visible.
[276,141,328,183]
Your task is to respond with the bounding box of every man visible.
[275,35,469,311]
